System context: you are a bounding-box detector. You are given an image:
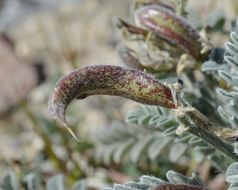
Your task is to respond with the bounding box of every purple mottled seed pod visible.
[135,5,209,61]
[48,65,175,128]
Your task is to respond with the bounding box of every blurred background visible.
[0,0,238,189]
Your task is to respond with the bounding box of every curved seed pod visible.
[115,18,184,57]
[135,5,209,61]
[48,65,175,138]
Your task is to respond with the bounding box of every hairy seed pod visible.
[115,18,184,57]
[135,5,209,61]
[48,65,175,138]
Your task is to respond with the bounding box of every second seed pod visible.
[134,5,210,61]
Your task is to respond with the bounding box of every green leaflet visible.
[0,172,86,190]
[107,172,206,190]
[226,162,238,190]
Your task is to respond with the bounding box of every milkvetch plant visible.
[47,0,238,189]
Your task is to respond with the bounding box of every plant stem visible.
[175,107,238,161]
[20,102,70,174]
[57,125,84,177]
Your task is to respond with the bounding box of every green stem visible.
[57,125,84,177]
[189,126,238,161]
[20,102,70,174]
[175,107,238,161]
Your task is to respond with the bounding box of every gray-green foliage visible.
[202,20,238,128]
[104,170,205,190]
[226,162,238,190]
[217,28,238,130]
[126,105,220,161]
[0,172,19,190]
[90,121,185,164]
[91,104,227,165]
[0,172,86,190]
[202,19,238,153]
